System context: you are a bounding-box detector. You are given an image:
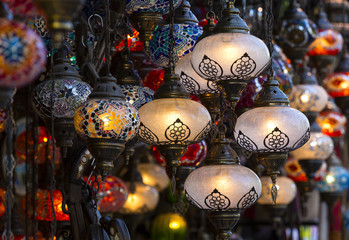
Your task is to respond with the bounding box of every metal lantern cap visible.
[52,49,81,80]
[283,1,308,20]
[154,71,190,99]
[298,66,318,85]
[173,0,198,25]
[116,51,141,85]
[254,76,290,107]
[204,138,240,165]
[213,1,249,34]
[89,75,126,100]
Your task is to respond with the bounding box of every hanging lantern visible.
[149,1,203,67]
[4,0,40,17]
[190,1,270,107]
[119,182,159,214]
[32,48,92,156]
[0,17,46,88]
[143,68,165,91]
[258,176,297,205]
[277,0,317,65]
[0,108,6,133]
[115,29,144,52]
[74,75,140,179]
[289,66,328,123]
[0,188,5,218]
[137,162,170,192]
[127,0,182,51]
[85,175,129,213]
[33,0,85,44]
[15,126,61,164]
[151,213,187,240]
[316,111,346,137]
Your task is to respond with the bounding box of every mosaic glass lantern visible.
[115,28,144,52]
[0,108,6,133]
[74,75,140,178]
[308,30,343,56]
[258,176,297,205]
[0,18,46,88]
[324,71,349,98]
[153,140,207,167]
[4,0,40,17]
[138,162,170,192]
[149,23,203,67]
[143,69,165,91]
[126,0,182,14]
[277,0,317,64]
[119,182,159,214]
[316,111,346,137]
[285,156,327,182]
[317,166,349,193]
[0,188,5,218]
[151,213,187,240]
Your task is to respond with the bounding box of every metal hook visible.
[88,14,104,37]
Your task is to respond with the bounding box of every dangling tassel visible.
[271,175,278,205]
[171,166,177,197]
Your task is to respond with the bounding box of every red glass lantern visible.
[153,140,207,167]
[84,175,128,213]
[324,72,349,97]
[317,111,347,137]
[4,0,41,17]
[285,156,327,182]
[15,126,61,164]
[308,29,343,56]
[143,69,165,92]
[0,188,5,218]
[115,29,144,52]
[0,108,6,133]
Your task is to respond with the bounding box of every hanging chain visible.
[104,0,111,75]
[3,100,14,240]
[25,87,30,240]
[49,42,57,240]
[32,111,39,240]
[168,0,176,72]
[265,0,274,77]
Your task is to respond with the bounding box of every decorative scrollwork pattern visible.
[205,189,231,210]
[165,118,191,144]
[179,71,219,95]
[237,130,258,152]
[231,53,257,77]
[237,187,259,209]
[138,123,160,145]
[185,190,203,209]
[263,127,289,151]
[199,55,223,80]
[291,127,310,150]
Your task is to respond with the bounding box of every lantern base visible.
[199,92,221,121]
[86,138,125,180]
[263,204,288,224]
[256,152,287,176]
[216,80,246,109]
[296,181,315,196]
[158,145,188,169]
[130,12,163,52]
[208,211,240,240]
[298,159,324,180]
[0,87,14,108]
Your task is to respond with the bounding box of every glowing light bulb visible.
[326,175,335,184]
[267,121,276,131]
[300,93,310,103]
[169,221,180,229]
[43,137,48,143]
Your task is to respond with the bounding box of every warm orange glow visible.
[0,188,5,217]
[43,137,48,142]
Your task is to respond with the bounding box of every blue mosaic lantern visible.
[126,0,182,14]
[316,166,349,193]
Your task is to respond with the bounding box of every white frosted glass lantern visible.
[289,85,328,112]
[138,98,211,145]
[191,32,270,82]
[235,107,310,153]
[184,165,261,211]
[119,182,159,214]
[291,132,334,160]
[258,176,297,205]
[138,162,169,192]
[175,52,219,95]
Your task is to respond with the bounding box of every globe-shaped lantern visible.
[74,75,140,179]
[143,68,165,91]
[0,188,5,218]
[137,162,170,192]
[316,111,347,137]
[126,0,182,15]
[151,213,187,240]
[277,0,317,65]
[0,17,46,88]
[119,182,159,214]
[32,49,92,156]
[190,1,269,108]
[4,0,40,17]
[149,2,203,68]
[258,176,297,205]
[0,108,6,133]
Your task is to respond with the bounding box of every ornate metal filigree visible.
[165,118,191,144]
[237,131,258,152]
[185,190,203,209]
[193,122,212,143]
[199,55,223,80]
[179,71,219,95]
[138,123,160,145]
[231,53,256,77]
[237,187,258,209]
[291,127,310,150]
[263,127,289,151]
[205,189,231,210]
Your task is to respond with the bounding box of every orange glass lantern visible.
[0,188,5,217]
[285,156,327,182]
[317,111,346,137]
[115,29,144,52]
[324,72,349,97]
[308,29,343,56]
[143,69,165,92]
[15,126,61,164]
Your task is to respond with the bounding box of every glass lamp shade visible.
[235,107,310,153]
[15,126,61,164]
[32,78,92,119]
[289,85,328,112]
[324,72,349,97]
[120,85,154,110]
[316,166,349,193]
[291,132,334,160]
[308,29,343,56]
[184,165,261,211]
[285,156,327,182]
[175,52,219,95]
[0,188,5,218]
[115,29,144,52]
[149,24,203,67]
[258,176,297,205]
[22,189,69,221]
[138,98,211,145]
[0,108,6,133]
[191,33,270,81]
[74,99,140,141]
[151,213,187,240]
[119,182,159,214]
[316,111,346,137]
[4,0,41,17]
[137,162,170,191]
[126,0,182,14]
[0,18,46,88]
[153,140,207,167]
[143,69,165,92]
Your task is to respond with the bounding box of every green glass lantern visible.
[151,213,187,240]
